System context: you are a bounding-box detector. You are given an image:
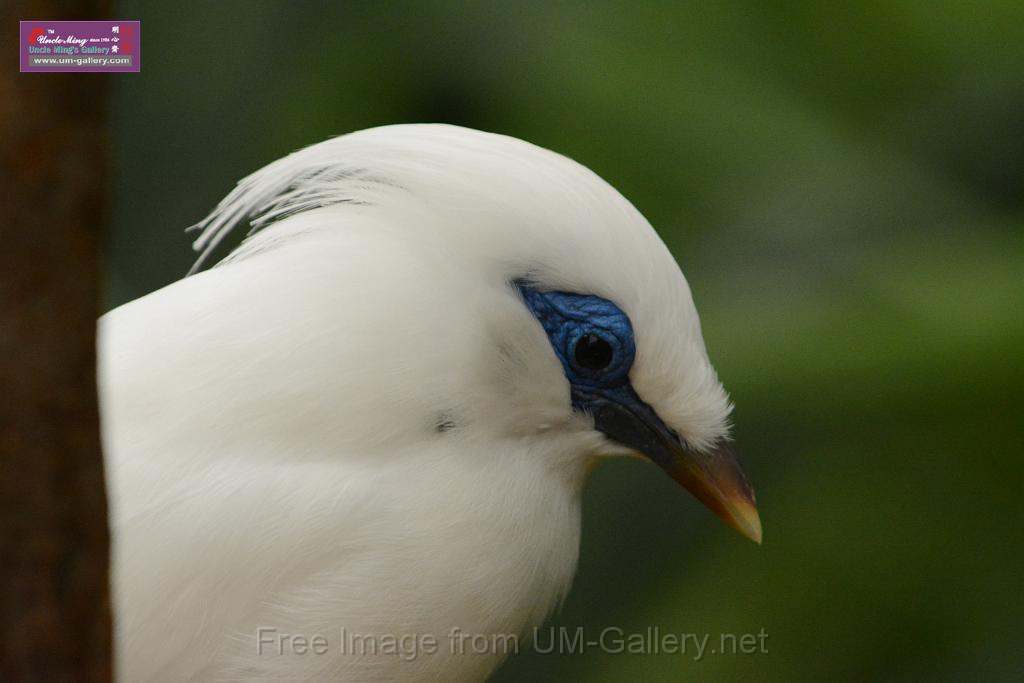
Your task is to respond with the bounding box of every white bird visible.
[99,124,760,682]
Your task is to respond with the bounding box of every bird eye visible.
[573,333,614,372]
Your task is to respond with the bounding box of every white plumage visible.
[99,124,758,681]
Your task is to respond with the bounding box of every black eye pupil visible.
[574,333,614,371]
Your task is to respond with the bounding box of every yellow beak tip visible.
[731,506,763,544]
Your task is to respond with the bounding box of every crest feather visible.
[187,140,394,274]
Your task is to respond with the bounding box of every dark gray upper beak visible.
[584,387,761,543]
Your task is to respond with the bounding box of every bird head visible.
[190,124,760,543]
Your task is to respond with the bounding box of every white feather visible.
[99,124,731,681]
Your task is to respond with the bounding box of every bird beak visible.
[662,439,762,544]
[586,390,762,544]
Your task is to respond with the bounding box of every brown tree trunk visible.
[0,1,113,681]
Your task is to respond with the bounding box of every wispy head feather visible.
[188,147,398,274]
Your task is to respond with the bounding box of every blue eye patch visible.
[515,281,636,399]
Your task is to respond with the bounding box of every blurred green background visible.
[106,2,1023,680]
